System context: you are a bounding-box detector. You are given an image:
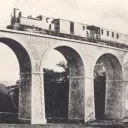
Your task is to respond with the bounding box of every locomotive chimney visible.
[18,11,22,17]
[13,8,19,23]
[13,8,16,20]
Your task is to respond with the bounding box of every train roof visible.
[87,25,100,31]
[52,18,88,26]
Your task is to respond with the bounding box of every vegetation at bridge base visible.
[0,81,19,123]
[43,61,69,84]
[0,61,107,123]
[44,61,69,118]
[44,61,107,119]
[94,62,106,120]
[0,81,19,113]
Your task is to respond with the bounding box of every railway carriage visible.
[100,28,118,42]
[74,22,87,37]
[52,19,88,38]
[99,28,128,46]
[52,19,70,34]
[119,33,128,46]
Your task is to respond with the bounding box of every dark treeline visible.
[94,62,106,119]
[44,61,106,118]
[44,61,69,118]
[0,81,19,113]
[0,61,106,120]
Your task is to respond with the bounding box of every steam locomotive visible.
[7,8,128,49]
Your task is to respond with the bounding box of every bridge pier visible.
[124,81,128,118]
[68,75,85,121]
[18,73,31,123]
[85,76,95,122]
[31,72,46,124]
[105,80,124,119]
[18,72,46,124]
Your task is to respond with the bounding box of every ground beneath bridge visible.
[0,120,127,128]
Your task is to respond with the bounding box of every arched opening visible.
[44,50,69,119]
[93,53,123,120]
[0,43,20,114]
[0,38,31,123]
[43,46,85,122]
[94,62,106,119]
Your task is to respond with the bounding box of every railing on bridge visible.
[30,29,128,50]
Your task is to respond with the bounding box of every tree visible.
[94,62,106,79]
[43,61,69,118]
[6,80,20,113]
[57,61,69,83]
[57,61,69,73]
[43,61,69,84]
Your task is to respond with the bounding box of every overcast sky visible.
[0,0,128,84]
[1,0,128,33]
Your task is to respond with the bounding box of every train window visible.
[70,22,74,34]
[123,35,125,41]
[126,36,128,41]
[117,33,119,39]
[112,32,114,38]
[121,35,125,41]
[107,31,109,36]
[87,31,89,38]
[125,36,128,41]
[120,35,123,40]
[101,29,104,35]
[125,36,127,41]
[83,26,85,30]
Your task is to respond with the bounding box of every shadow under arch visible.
[0,37,32,122]
[93,53,124,120]
[42,45,85,122]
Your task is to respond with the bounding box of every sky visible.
[1,0,128,33]
[0,0,128,85]
[0,43,19,84]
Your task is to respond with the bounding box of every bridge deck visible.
[0,28,128,52]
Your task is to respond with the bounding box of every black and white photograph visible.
[0,0,128,127]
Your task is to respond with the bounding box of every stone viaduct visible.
[0,28,128,124]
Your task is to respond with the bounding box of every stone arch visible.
[40,44,85,121]
[0,37,32,121]
[93,53,124,119]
